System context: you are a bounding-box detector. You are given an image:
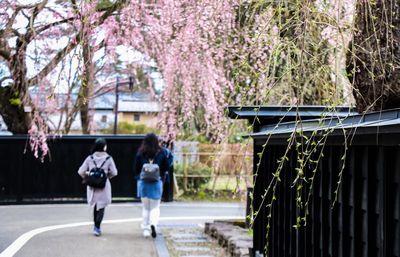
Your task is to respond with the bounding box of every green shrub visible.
[197,191,207,200]
[101,121,159,134]
[174,162,212,191]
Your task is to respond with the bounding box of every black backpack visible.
[86,155,110,188]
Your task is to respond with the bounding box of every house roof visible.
[30,91,160,111]
[227,105,357,126]
[118,101,161,113]
[90,91,157,110]
[249,108,400,139]
[92,94,115,109]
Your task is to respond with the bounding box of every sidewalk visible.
[0,202,245,257]
[13,222,159,257]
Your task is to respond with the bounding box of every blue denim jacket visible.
[135,149,169,199]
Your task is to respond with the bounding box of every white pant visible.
[141,197,161,230]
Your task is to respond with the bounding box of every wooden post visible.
[183,153,188,191]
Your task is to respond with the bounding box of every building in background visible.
[118,92,161,128]
[0,89,161,135]
[62,90,161,134]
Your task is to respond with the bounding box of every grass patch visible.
[204,175,251,191]
[175,189,243,202]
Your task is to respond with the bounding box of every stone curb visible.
[204,221,252,257]
[155,231,171,257]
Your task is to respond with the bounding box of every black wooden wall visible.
[0,135,174,203]
[253,139,400,257]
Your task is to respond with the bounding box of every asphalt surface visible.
[0,202,245,257]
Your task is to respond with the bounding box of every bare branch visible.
[95,0,128,25]
[34,17,75,36]
[0,39,11,60]
[0,76,12,86]
[3,7,20,36]
[20,10,30,20]
[70,0,79,13]
[44,6,69,20]
[25,0,48,42]
[15,2,46,9]
[31,0,48,23]
[27,34,80,86]
[27,0,128,86]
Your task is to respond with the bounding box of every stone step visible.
[180,255,215,257]
[204,221,252,257]
[162,224,227,257]
[173,238,209,243]
[170,233,207,239]
[175,246,211,252]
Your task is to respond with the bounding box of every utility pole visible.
[113,76,134,134]
[113,76,120,135]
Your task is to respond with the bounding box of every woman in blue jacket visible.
[135,133,168,238]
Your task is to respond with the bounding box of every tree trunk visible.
[63,98,79,134]
[0,39,32,134]
[347,0,400,112]
[78,31,94,134]
[78,84,91,134]
[0,86,31,134]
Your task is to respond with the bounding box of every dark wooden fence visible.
[253,142,400,257]
[0,135,174,204]
[246,108,400,257]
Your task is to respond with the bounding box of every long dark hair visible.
[139,133,161,159]
[91,138,107,154]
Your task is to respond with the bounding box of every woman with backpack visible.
[78,138,118,236]
[135,133,169,238]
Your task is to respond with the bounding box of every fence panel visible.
[252,138,400,257]
[0,135,177,203]
[173,150,253,194]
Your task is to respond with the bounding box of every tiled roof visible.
[249,108,400,139]
[227,105,357,125]
[29,91,159,110]
[118,101,161,112]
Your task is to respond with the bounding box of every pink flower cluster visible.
[28,111,49,162]
[100,1,237,142]
[2,0,359,158]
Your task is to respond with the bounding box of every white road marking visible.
[0,202,244,209]
[0,216,243,257]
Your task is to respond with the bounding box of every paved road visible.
[0,202,245,257]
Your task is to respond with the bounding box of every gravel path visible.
[161,224,228,257]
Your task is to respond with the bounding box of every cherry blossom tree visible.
[0,0,238,158]
[0,0,127,158]
[4,0,387,160]
[100,0,237,142]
